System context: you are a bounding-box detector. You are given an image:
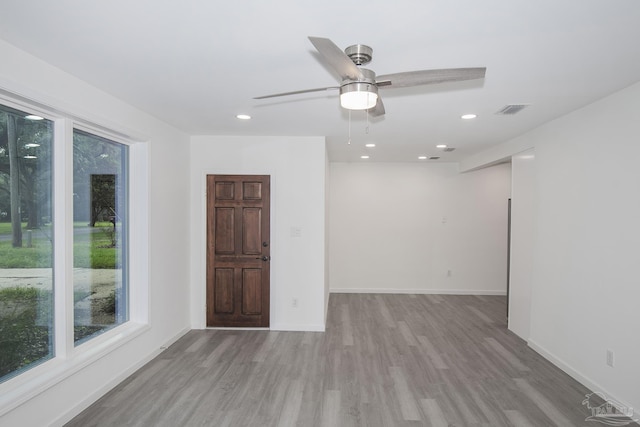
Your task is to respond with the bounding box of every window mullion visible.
[53,118,74,358]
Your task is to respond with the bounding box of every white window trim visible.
[55,118,74,358]
[0,94,150,417]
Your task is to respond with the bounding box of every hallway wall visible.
[329,162,511,294]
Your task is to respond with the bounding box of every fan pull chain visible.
[348,110,352,145]
[365,107,370,134]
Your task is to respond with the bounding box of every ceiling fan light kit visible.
[340,82,378,110]
[339,66,378,110]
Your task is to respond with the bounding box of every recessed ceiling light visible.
[25,115,44,121]
[25,143,40,148]
[418,156,427,160]
[436,144,447,149]
[365,143,376,148]
[23,155,37,159]
[236,114,251,120]
[461,114,477,120]
[360,155,370,159]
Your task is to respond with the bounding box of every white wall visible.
[528,82,640,415]
[324,148,331,321]
[329,162,511,294]
[0,40,191,426]
[508,149,536,340]
[189,136,326,331]
[461,81,640,416]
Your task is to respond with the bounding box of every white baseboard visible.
[330,288,507,296]
[270,323,325,332]
[528,339,640,421]
[52,327,190,427]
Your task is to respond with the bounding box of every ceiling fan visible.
[254,36,486,117]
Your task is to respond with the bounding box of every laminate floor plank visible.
[504,409,539,427]
[389,366,422,421]
[66,294,636,427]
[321,389,341,427]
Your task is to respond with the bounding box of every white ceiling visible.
[1,0,640,162]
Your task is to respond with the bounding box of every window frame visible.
[0,94,149,417]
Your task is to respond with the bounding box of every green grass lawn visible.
[0,222,119,269]
[0,221,114,231]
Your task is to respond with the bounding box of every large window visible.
[0,100,133,384]
[0,106,54,382]
[73,130,128,344]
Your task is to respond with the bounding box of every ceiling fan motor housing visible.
[353,67,376,84]
[345,44,373,65]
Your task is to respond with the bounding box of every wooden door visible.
[206,175,270,327]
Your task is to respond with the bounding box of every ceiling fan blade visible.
[376,67,486,88]
[368,98,385,117]
[308,36,364,81]
[254,86,339,100]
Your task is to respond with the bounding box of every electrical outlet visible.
[292,298,298,308]
[606,349,614,367]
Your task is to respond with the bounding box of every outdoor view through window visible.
[0,105,54,382]
[73,130,128,344]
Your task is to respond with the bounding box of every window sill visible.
[0,321,149,417]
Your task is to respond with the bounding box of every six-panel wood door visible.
[206,175,270,327]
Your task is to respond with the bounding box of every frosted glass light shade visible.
[340,83,378,110]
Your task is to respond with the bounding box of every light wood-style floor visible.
[66,294,630,426]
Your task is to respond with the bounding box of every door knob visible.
[255,256,270,261]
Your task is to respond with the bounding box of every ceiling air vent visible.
[429,156,440,160]
[442,147,456,152]
[496,104,529,115]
